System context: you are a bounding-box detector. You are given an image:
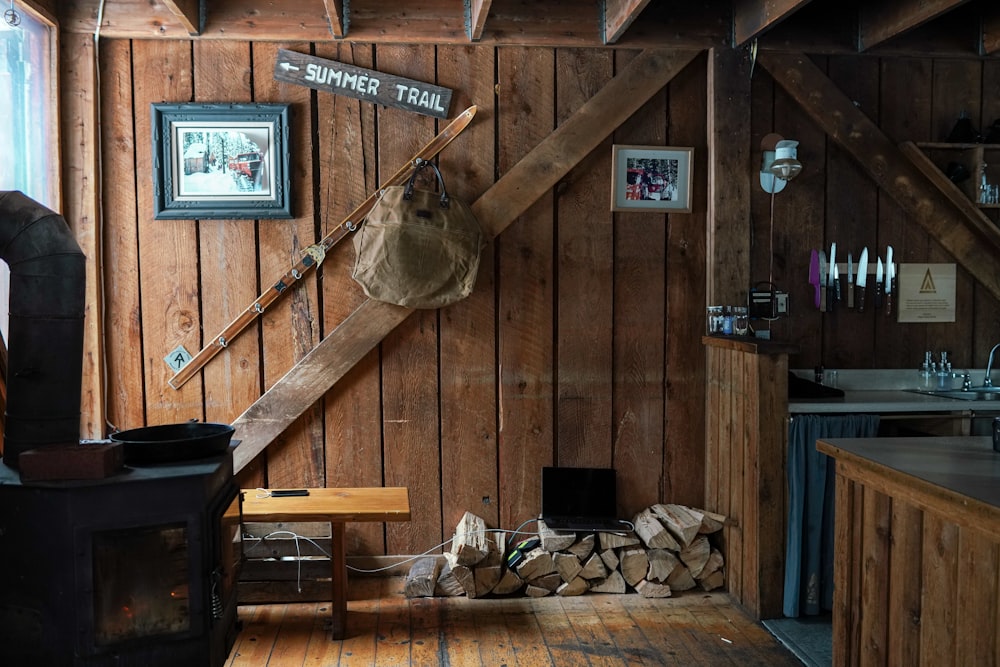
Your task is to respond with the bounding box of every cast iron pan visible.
[111,422,235,464]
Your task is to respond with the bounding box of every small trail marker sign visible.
[274,49,453,119]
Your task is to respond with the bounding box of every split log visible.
[698,509,727,534]
[619,546,649,587]
[567,533,596,559]
[590,570,626,594]
[651,504,703,548]
[480,531,505,568]
[635,579,672,598]
[515,547,556,581]
[633,508,681,550]
[599,548,619,571]
[666,563,696,592]
[538,520,577,552]
[434,559,465,596]
[525,584,551,597]
[529,572,563,592]
[599,530,640,550]
[492,568,525,595]
[646,548,681,583]
[699,569,725,591]
[451,511,489,566]
[404,556,440,598]
[474,566,502,598]
[553,551,583,582]
[679,535,710,578]
[696,548,725,581]
[557,576,590,596]
[579,553,609,580]
[443,552,476,597]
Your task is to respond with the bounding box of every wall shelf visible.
[915,142,1000,208]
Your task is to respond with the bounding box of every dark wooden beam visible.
[859,0,969,51]
[707,47,752,304]
[467,0,491,41]
[321,0,347,39]
[604,0,653,44]
[162,0,200,35]
[757,51,1000,302]
[733,0,814,46]
[231,48,700,472]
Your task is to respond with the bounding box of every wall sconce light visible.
[760,133,802,193]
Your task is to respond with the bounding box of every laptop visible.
[540,466,626,532]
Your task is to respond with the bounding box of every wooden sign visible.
[897,263,956,323]
[273,48,453,119]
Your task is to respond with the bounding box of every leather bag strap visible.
[404,159,450,208]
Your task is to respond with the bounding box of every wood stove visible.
[0,448,242,666]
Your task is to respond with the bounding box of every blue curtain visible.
[783,413,880,617]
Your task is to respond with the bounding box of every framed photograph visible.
[610,145,693,213]
[151,103,292,219]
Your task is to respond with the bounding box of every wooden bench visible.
[240,487,410,639]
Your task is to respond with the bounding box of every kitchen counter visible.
[818,436,1000,666]
[788,368,996,414]
[788,389,981,414]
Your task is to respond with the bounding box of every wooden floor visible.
[226,577,803,666]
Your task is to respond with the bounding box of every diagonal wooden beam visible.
[757,51,1000,302]
[858,0,969,51]
[162,0,200,35]
[604,0,653,44]
[732,0,813,46]
[232,48,699,472]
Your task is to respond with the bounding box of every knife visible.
[809,249,821,309]
[885,246,894,316]
[834,263,841,304]
[874,257,884,310]
[856,247,868,312]
[847,252,855,308]
[827,242,837,311]
[818,250,828,312]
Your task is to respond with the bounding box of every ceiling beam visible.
[859,0,969,51]
[162,0,200,35]
[231,48,700,472]
[467,0,492,41]
[732,0,813,46]
[604,0,653,44]
[757,51,1000,303]
[321,0,348,39]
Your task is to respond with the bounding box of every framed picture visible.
[151,103,292,220]
[610,145,693,213]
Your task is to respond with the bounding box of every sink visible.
[906,387,1000,401]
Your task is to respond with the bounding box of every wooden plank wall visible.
[95,41,707,557]
[751,55,1000,371]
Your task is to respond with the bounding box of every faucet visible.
[985,342,1000,387]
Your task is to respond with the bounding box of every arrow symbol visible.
[279,62,300,72]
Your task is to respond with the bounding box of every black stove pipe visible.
[0,191,86,468]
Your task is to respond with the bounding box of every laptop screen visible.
[541,467,617,520]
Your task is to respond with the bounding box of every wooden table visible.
[240,487,410,639]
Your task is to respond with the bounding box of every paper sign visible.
[897,263,956,322]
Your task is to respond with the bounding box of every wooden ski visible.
[169,105,478,389]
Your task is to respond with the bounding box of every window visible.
[0,2,58,339]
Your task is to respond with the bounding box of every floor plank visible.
[231,578,804,667]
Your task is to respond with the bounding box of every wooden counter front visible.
[817,436,1000,666]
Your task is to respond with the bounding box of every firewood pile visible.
[405,504,727,599]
